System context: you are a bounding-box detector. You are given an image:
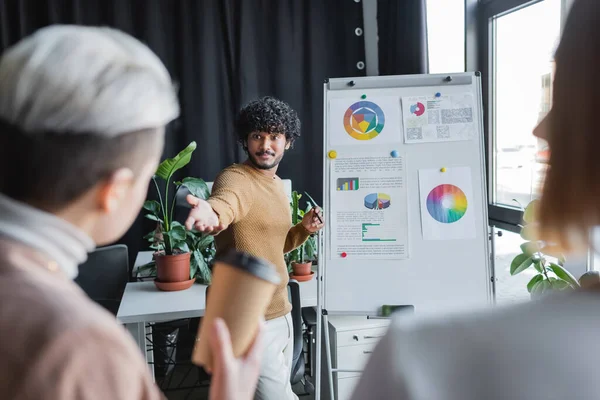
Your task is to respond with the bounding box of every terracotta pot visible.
[292,262,312,276]
[155,252,191,283]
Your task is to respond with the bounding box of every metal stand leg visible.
[316,291,322,399]
[323,313,335,400]
[315,230,323,400]
[126,322,155,381]
[146,323,155,381]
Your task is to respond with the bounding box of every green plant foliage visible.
[141,141,214,283]
[510,199,579,297]
[285,190,319,272]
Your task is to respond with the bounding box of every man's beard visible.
[248,150,284,170]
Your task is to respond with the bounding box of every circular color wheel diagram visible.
[364,193,391,210]
[343,101,385,140]
[426,184,468,223]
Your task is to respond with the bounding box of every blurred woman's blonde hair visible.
[538,0,600,252]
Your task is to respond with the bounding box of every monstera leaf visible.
[155,141,197,182]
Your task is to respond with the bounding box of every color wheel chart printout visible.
[329,155,409,259]
[328,96,402,146]
[418,166,476,240]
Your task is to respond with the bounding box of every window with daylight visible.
[426,0,465,74]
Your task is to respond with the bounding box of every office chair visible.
[74,244,129,316]
[301,306,317,378]
[288,280,314,395]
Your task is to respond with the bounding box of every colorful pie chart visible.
[343,101,385,140]
[410,102,425,116]
[364,193,391,210]
[426,184,467,223]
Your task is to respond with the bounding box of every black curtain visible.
[0,0,365,268]
[377,0,428,75]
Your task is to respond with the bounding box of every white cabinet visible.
[320,316,390,400]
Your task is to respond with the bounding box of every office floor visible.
[162,371,312,400]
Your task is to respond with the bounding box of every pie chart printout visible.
[364,193,391,210]
[426,184,467,223]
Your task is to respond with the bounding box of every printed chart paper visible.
[329,96,402,146]
[329,155,409,259]
[402,93,475,144]
[418,167,476,240]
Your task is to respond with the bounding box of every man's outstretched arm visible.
[185,168,255,233]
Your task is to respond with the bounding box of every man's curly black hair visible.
[235,96,301,151]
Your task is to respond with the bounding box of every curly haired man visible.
[185,96,324,400]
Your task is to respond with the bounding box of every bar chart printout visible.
[362,223,396,242]
[336,177,359,191]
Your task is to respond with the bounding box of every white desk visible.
[118,251,318,373]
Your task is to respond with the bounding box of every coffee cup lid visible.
[216,251,281,285]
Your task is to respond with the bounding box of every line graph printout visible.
[329,155,409,260]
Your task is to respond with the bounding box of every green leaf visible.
[304,235,317,260]
[291,191,300,225]
[193,250,212,283]
[510,254,533,275]
[137,261,156,272]
[155,141,197,182]
[145,214,163,223]
[558,255,567,266]
[143,200,162,215]
[179,177,210,200]
[547,263,579,287]
[553,280,570,290]
[533,259,543,273]
[520,241,540,256]
[190,253,199,280]
[527,275,543,293]
[520,223,538,241]
[532,279,550,296]
[523,200,539,223]
[143,229,157,241]
[165,224,186,241]
[304,191,321,209]
[171,221,184,229]
[137,261,157,277]
[179,242,190,253]
[195,234,214,249]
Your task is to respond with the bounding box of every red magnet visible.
[341,252,347,258]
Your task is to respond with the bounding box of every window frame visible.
[472,0,566,233]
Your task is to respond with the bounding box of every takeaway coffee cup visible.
[192,250,281,370]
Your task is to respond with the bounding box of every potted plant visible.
[510,199,580,298]
[286,190,318,277]
[141,225,215,285]
[141,141,213,290]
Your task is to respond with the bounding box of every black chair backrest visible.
[288,280,305,385]
[75,244,129,316]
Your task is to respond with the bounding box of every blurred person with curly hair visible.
[185,96,324,400]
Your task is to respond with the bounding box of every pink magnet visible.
[341,252,347,258]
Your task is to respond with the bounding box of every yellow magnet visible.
[328,150,338,159]
[440,167,447,172]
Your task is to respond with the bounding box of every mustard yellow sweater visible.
[208,163,310,320]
